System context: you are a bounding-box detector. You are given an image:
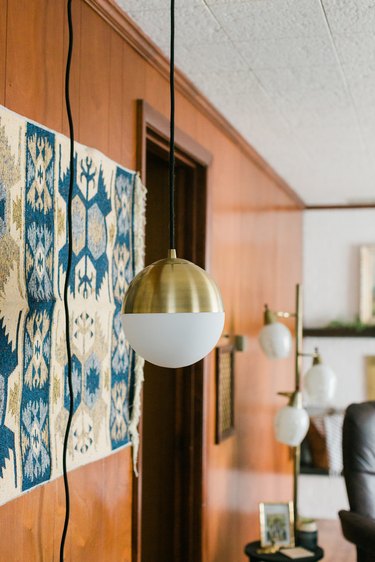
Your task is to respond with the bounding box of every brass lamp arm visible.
[263,304,297,324]
[275,311,297,319]
[297,347,322,364]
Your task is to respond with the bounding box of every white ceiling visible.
[116,0,375,206]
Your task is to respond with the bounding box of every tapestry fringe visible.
[129,356,145,477]
[134,173,147,276]
[129,173,147,476]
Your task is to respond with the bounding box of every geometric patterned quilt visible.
[0,105,146,505]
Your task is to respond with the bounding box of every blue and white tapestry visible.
[0,105,146,505]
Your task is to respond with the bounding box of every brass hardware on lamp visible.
[259,284,336,537]
[121,4,224,368]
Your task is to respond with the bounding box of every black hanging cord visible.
[169,0,175,250]
[60,0,75,560]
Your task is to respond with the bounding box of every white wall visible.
[301,208,375,519]
[303,208,375,410]
[299,475,349,520]
[304,208,375,327]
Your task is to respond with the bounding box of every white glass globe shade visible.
[304,363,337,405]
[122,311,225,368]
[274,405,309,446]
[258,322,292,359]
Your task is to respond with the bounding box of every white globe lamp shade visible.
[304,359,336,405]
[122,312,224,368]
[274,405,309,447]
[259,322,292,359]
[121,250,224,368]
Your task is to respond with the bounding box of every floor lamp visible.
[259,284,336,538]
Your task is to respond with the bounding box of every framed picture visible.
[259,502,295,548]
[366,356,375,399]
[215,344,235,444]
[360,245,375,324]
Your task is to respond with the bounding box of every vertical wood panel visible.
[61,0,82,137]
[0,0,7,105]
[6,0,64,130]
[78,2,110,151]
[121,42,146,169]
[108,30,124,164]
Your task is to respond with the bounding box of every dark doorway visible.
[137,102,211,562]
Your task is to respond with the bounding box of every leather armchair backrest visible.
[343,402,375,519]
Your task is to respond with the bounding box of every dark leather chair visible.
[339,402,375,562]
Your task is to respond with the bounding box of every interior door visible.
[139,130,207,562]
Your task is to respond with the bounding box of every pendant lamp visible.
[258,305,292,359]
[121,0,224,368]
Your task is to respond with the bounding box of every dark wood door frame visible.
[132,100,212,562]
[136,100,212,181]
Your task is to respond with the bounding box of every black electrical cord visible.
[169,0,175,251]
[60,0,75,560]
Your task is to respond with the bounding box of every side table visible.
[244,541,324,562]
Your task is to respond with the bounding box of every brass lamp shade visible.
[121,250,225,368]
[122,250,224,315]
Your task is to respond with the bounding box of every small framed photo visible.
[360,245,375,324]
[259,502,295,549]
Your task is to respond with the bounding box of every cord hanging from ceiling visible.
[60,0,75,560]
[169,0,176,251]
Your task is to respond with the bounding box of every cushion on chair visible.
[339,510,375,561]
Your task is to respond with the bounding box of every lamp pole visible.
[293,283,303,537]
[273,283,305,538]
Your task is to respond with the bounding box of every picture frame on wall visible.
[215,343,235,444]
[360,245,375,324]
[259,502,295,549]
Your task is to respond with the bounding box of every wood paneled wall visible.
[0,1,302,560]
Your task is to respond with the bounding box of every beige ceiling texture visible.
[116,0,375,206]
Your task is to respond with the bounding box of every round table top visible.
[244,541,324,562]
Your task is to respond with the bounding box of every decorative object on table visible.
[258,284,337,535]
[259,501,295,550]
[360,245,375,325]
[296,519,318,551]
[0,101,146,506]
[280,546,315,559]
[215,343,235,444]
[244,540,324,562]
[121,0,224,369]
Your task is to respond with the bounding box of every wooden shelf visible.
[303,327,375,338]
[300,466,329,476]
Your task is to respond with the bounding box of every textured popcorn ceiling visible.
[116,0,375,206]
